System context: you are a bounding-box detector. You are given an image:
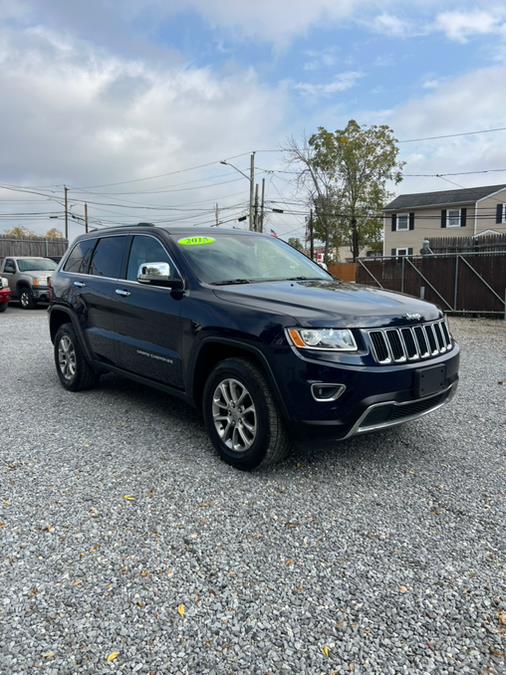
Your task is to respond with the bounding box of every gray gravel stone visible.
[0,308,505,673]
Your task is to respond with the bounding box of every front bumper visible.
[32,288,50,301]
[270,343,460,442]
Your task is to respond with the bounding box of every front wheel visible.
[203,358,292,470]
[0,302,7,313]
[19,287,36,309]
[54,323,98,391]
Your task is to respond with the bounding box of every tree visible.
[4,226,37,239]
[46,227,64,239]
[286,120,404,261]
[288,237,303,252]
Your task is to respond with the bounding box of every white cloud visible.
[435,10,501,43]
[378,65,506,193]
[0,25,288,237]
[294,71,363,97]
[371,13,412,37]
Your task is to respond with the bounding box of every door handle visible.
[73,281,86,288]
[115,288,131,297]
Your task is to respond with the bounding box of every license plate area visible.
[415,365,446,397]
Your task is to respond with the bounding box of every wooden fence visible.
[0,236,68,259]
[429,233,506,253]
[356,251,506,316]
[328,262,357,283]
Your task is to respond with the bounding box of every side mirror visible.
[137,262,183,289]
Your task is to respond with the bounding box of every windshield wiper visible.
[284,276,326,281]
[211,278,253,286]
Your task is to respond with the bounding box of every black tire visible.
[202,357,292,470]
[18,287,36,309]
[0,303,7,313]
[54,323,98,391]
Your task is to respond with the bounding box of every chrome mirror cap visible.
[137,261,172,284]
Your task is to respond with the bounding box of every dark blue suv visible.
[49,224,459,469]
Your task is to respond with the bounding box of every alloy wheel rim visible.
[58,335,77,380]
[20,292,29,307]
[212,378,257,453]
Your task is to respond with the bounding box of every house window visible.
[447,209,461,228]
[502,204,506,223]
[396,248,408,256]
[396,213,409,231]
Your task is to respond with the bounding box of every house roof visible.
[384,184,506,211]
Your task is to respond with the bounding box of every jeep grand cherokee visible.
[48,224,459,470]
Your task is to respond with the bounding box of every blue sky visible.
[1,1,506,239]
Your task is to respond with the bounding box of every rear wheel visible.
[54,323,98,391]
[203,357,291,470]
[19,287,36,309]
[0,302,7,313]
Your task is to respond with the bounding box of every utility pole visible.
[249,152,255,231]
[215,203,219,227]
[64,186,69,241]
[253,183,259,232]
[84,202,89,234]
[309,209,314,260]
[259,178,265,233]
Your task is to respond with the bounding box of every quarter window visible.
[4,259,16,273]
[88,236,129,278]
[126,235,175,281]
[396,214,409,231]
[447,209,461,228]
[64,239,97,274]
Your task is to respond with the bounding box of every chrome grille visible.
[366,319,453,364]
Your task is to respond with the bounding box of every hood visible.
[213,279,441,328]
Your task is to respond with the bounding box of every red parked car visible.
[0,277,11,312]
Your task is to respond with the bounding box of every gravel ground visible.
[0,308,505,674]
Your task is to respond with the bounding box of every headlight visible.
[286,328,358,351]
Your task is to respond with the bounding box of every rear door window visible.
[64,239,97,274]
[89,236,129,279]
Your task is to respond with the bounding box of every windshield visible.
[176,233,332,285]
[17,258,58,272]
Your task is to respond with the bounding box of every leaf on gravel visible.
[199,500,214,509]
[284,521,299,529]
[177,603,186,617]
[286,559,295,566]
[321,645,331,657]
[167,568,174,578]
[72,580,83,588]
[106,651,120,662]
[399,585,409,593]
[42,651,56,659]
[123,495,136,502]
[89,507,99,518]
[140,570,150,578]
[2,500,11,508]
[498,611,506,625]
[42,525,55,533]
[489,647,504,658]
[0,522,5,529]
[90,544,100,553]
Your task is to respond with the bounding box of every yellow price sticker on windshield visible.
[178,236,215,246]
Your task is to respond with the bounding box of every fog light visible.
[311,383,346,402]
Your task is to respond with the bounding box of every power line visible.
[398,126,506,143]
